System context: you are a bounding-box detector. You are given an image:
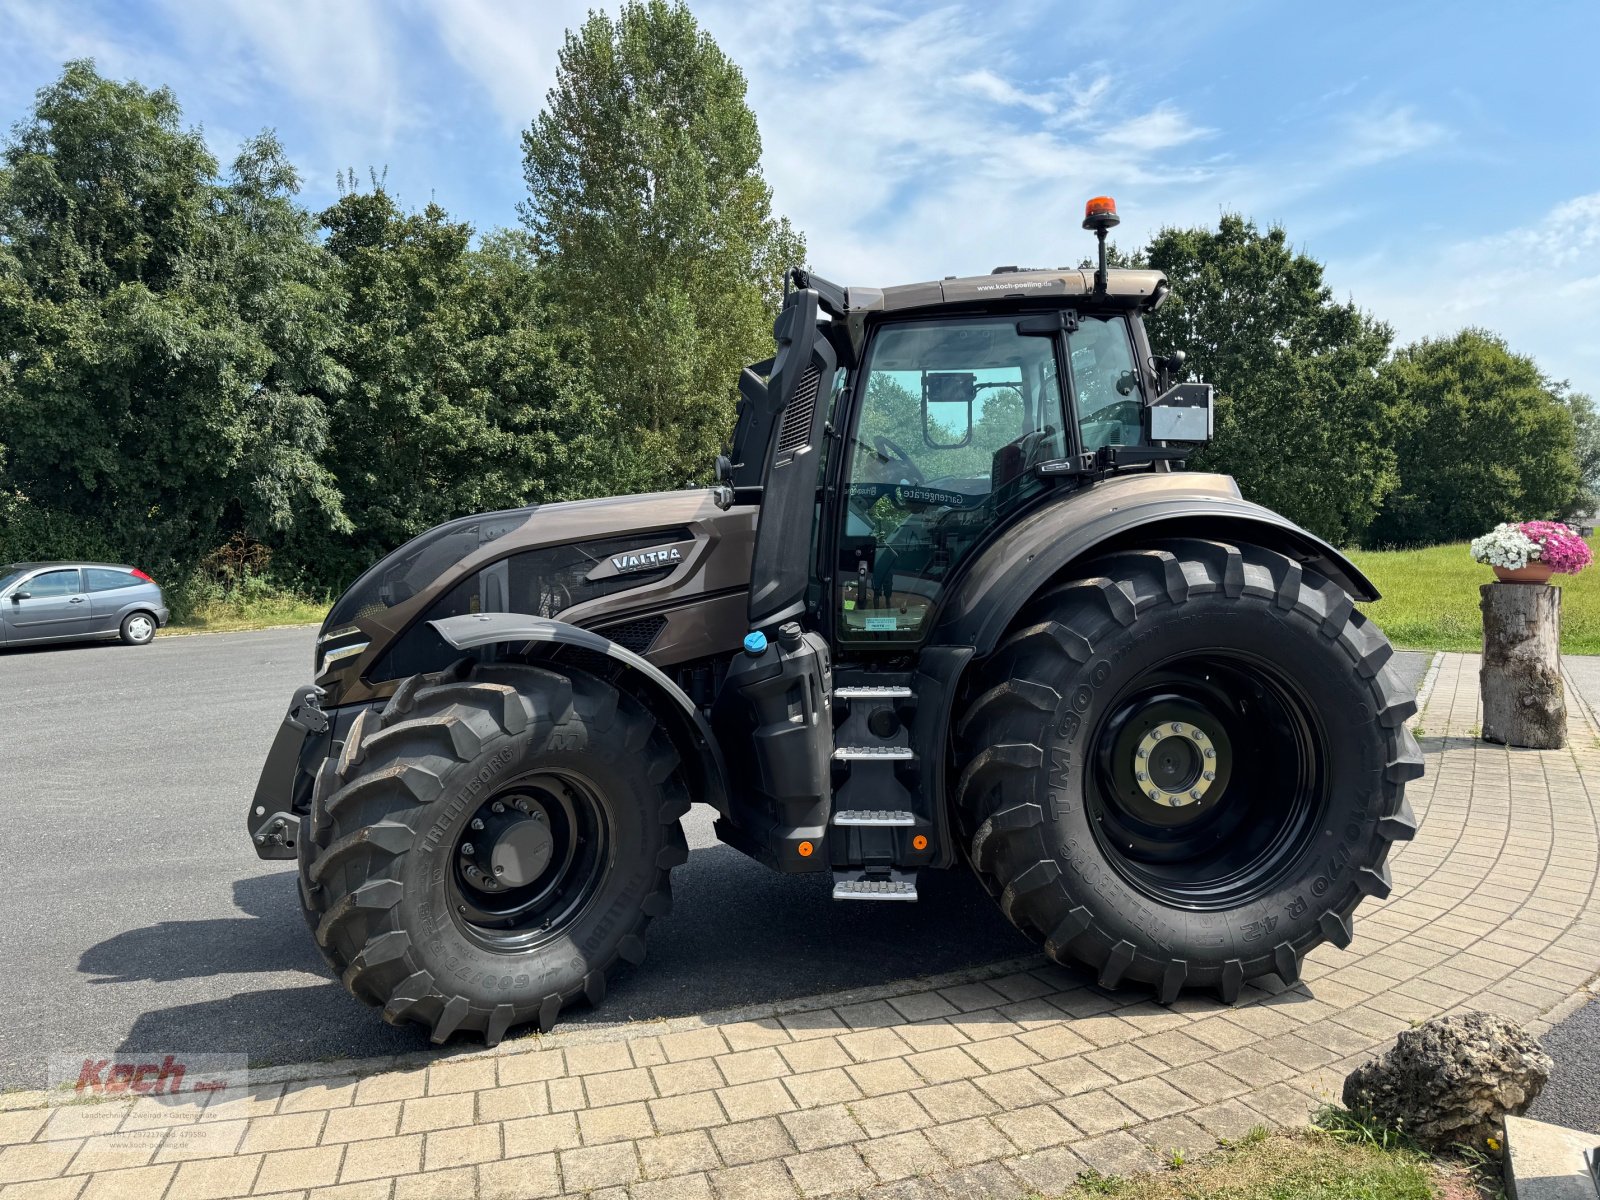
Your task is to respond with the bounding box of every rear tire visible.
[120,612,156,645]
[298,658,688,1045]
[953,539,1422,1003]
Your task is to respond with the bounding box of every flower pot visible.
[1493,562,1556,584]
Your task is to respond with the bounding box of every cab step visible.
[833,685,913,700]
[832,870,919,901]
[832,809,915,827]
[832,746,915,761]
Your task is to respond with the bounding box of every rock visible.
[1341,1011,1553,1152]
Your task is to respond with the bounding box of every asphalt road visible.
[1529,998,1600,1134]
[0,629,1432,1088]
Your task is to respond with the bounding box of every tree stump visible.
[1479,583,1564,748]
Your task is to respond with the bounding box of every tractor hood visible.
[315,489,757,707]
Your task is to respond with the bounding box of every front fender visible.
[930,472,1378,656]
[431,611,730,815]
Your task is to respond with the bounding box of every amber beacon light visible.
[1082,195,1120,230]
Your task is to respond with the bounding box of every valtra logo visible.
[610,546,683,573]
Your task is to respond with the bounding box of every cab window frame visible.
[826,310,1074,647]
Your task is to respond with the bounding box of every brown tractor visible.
[251,197,1421,1045]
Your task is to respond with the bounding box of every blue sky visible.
[3,0,1597,396]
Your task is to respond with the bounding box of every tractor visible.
[250,197,1421,1046]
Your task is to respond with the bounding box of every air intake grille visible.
[776,365,822,454]
[599,615,667,654]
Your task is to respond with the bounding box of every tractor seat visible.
[991,426,1057,491]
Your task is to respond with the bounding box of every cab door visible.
[830,315,1068,645]
[4,568,93,642]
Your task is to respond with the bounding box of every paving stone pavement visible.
[2,651,1596,1200]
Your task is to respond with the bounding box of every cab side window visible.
[1071,316,1143,450]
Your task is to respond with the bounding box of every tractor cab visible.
[710,197,1219,897]
[720,196,1213,651]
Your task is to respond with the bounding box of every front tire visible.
[298,659,688,1044]
[954,539,1422,1003]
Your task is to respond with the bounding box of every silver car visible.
[0,562,170,648]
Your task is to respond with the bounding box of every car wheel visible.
[120,612,157,645]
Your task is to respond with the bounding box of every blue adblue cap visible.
[743,630,768,656]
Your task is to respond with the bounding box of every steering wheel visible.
[872,435,926,485]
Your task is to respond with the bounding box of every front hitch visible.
[247,684,328,860]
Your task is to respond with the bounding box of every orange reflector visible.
[797,840,814,857]
[912,835,928,851]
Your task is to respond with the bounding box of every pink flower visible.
[1518,521,1593,574]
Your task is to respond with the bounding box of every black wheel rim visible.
[1087,651,1326,909]
[447,770,610,952]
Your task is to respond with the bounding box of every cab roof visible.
[846,267,1169,315]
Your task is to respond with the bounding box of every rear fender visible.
[431,612,730,817]
[929,474,1379,658]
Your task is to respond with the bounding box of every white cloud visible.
[1335,191,1600,393]
[1327,103,1450,171]
[419,0,593,133]
[159,0,410,141]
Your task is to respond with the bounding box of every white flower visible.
[1470,523,1538,569]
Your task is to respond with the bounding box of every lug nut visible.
[1190,789,1203,800]
[471,818,485,831]
[1171,722,1184,734]
[462,843,475,856]
[1204,748,1216,759]
[494,865,505,875]
[1203,770,1215,781]
[492,802,505,814]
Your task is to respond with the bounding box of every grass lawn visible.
[1349,533,1600,654]
[167,593,329,635]
[1052,1124,1475,1200]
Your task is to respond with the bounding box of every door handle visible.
[69,596,86,603]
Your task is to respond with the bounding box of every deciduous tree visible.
[1141,216,1398,545]
[521,0,804,494]
[0,62,346,573]
[1368,330,1579,546]
[292,186,605,585]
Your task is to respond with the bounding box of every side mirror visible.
[923,372,975,449]
[1147,382,1213,443]
[10,592,30,602]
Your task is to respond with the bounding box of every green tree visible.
[1553,382,1600,516]
[292,185,605,585]
[1141,216,1398,545]
[521,0,804,495]
[0,61,346,573]
[1368,330,1580,546]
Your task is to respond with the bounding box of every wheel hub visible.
[448,773,609,950]
[457,795,560,893]
[1133,721,1217,808]
[1087,654,1325,909]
